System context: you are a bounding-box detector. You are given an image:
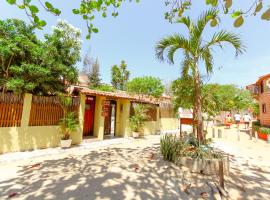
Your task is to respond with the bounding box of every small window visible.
[262,104,267,113]
[261,81,264,93]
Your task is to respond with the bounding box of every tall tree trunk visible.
[194,67,204,142]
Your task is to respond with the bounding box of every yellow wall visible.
[0,126,59,153]
[160,118,179,131]
[93,96,105,140]
[0,93,85,153]
[143,121,158,135]
[115,99,130,137]
[0,126,83,153]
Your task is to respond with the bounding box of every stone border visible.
[175,156,230,175]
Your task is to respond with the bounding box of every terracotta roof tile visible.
[74,86,170,105]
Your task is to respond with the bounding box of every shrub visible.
[160,134,222,162]
[160,134,183,162]
[129,104,149,132]
[59,112,78,140]
[252,121,261,132]
[260,127,270,135]
[95,84,116,92]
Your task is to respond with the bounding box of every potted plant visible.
[252,121,261,137]
[259,127,270,143]
[129,104,148,138]
[59,112,78,148]
[57,93,78,148]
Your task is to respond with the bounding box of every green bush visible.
[59,112,78,140]
[260,127,270,135]
[160,134,222,162]
[129,104,148,132]
[252,121,261,132]
[160,134,183,162]
[95,84,116,92]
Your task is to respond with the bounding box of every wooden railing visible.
[28,95,80,126]
[0,93,24,127]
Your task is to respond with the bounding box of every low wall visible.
[176,157,230,175]
[0,93,85,154]
[160,118,179,131]
[0,126,82,154]
[143,121,158,135]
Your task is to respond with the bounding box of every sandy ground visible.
[213,127,270,200]
[0,130,269,200]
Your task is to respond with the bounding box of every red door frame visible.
[83,96,96,137]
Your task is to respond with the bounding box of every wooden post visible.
[219,160,225,189]
[237,129,240,141]
[21,93,32,127]
[218,129,222,138]
[180,123,183,139]
[212,127,215,138]
[249,129,252,140]
[255,131,258,142]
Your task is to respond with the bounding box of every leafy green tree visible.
[172,80,257,121]
[0,19,46,93]
[88,58,101,88]
[4,0,269,38]
[165,0,270,27]
[38,19,81,94]
[111,60,130,90]
[127,76,165,98]
[171,76,194,110]
[155,9,245,141]
[95,84,116,92]
[0,19,81,94]
[171,77,221,118]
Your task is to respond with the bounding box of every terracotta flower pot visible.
[132,132,140,138]
[257,131,268,141]
[60,139,72,148]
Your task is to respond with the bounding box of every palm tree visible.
[155,9,245,141]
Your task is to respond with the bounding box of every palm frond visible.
[180,52,193,77]
[176,16,193,32]
[167,45,180,64]
[205,30,245,56]
[191,9,219,45]
[155,34,189,63]
[200,47,213,74]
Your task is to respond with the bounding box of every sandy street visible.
[0,131,269,200]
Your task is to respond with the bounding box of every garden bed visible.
[175,156,229,175]
[160,134,228,175]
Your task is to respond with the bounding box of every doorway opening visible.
[104,100,117,137]
[83,96,96,137]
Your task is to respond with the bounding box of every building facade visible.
[0,88,178,153]
[247,73,270,126]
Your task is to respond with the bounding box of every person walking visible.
[225,114,232,129]
[234,112,241,128]
[243,113,252,129]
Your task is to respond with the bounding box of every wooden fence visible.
[130,103,157,121]
[29,95,80,126]
[0,93,24,127]
[160,102,175,118]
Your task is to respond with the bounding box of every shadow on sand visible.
[0,143,269,200]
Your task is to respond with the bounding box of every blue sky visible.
[1,0,270,87]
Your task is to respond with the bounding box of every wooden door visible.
[104,101,112,135]
[83,96,95,136]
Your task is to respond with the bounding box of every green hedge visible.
[252,121,270,134]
